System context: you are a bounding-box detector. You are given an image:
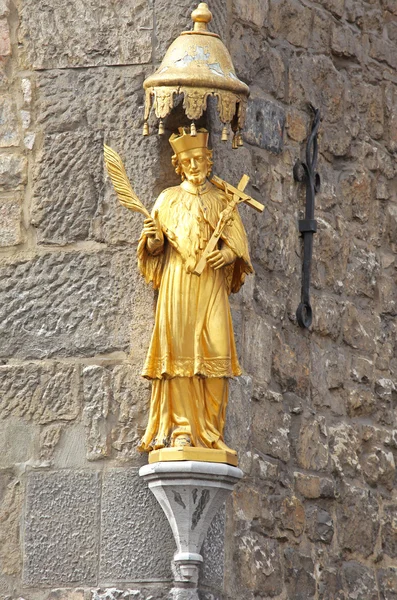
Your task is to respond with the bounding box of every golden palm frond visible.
[103,144,151,218]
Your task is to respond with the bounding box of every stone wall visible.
[0,0,397,598]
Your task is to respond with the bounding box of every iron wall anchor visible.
[293,105,321,329]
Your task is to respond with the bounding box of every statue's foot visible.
[173,435,192,447]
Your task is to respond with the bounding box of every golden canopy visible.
[142,2,250,147]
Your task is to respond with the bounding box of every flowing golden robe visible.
[138,181,252,450]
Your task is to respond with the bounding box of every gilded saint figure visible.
[137,128,253,455]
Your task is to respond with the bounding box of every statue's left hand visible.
[207,246,236,270]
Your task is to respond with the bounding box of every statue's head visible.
[169,127,213,187]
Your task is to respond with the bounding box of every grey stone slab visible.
[0,250,136,359]
[243,98,285,154]
[19,0,153,69]
[99,468,174,582]
[23,470,100,585]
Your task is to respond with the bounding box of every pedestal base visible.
[139,460,243,596]
[149,446,238,466]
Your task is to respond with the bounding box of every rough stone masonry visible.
[0,0,397,598]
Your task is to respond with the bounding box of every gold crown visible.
[169,127,209,155]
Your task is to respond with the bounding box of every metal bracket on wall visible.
[293,105,321,329]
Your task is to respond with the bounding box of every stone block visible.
[342,303,380,353]
[31,132,103,244]
[24,471,100,585]
[36,67,146,135]
[0,18,10,57]
[0,475,22,576]
[279,496,305,537]
[377,275,397,316]
[0,154,27,190]
[90,592,167,600]
[382,504,397,558]
[331,23,362,60]
[0,95,18,147]
[316,0,344,18]
[233,0,268,28]
[0,0,9,18]
[284,548,315,600]
[317,568,343,600]
[51,424,89,468]
[306,505,333,544]
[329,423,360,478]
[286,108,308,143]
[99,468,174,581]
[339,170,372,223]
[342,562,378,600]
[296,417,329,471]
[243,98,285,154]
[385,84,397,153]
[336,483,379,558]
[352,81,384,140]
[250,207,301,276]
[345,245,379,299]
[39,423,64,463]
[294,472,335,499]
[369,36,397,70]
[0,363,80,423]
[269,0,311,48]
[254,44,285,100]
[0,250,136,359]
[311,295,343,340]
[252,389,291,462]
[83,363,150,461]
[272,331,310,396]
[378,568,397,600]
[312,218,350,291]
[311,9,332,54]
[228,532,283,598]
[289,55,346,124]
[224,376,252,457]
[361,446,395,490]
[0,418,37,467]
[242,311,272,383]
[346,387,376,419]
[19,0,153,69]
[0,196,22,246]
[229,22,267,86]
[44,590,85,600]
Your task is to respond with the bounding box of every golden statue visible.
[104,129,263,465]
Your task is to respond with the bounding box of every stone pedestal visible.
[139,460,243,598]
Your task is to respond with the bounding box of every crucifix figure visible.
[137,127,260,460]
[104,127,263,463]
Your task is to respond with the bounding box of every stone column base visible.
[139,460,243,596]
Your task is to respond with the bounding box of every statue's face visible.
[178,148,208,187]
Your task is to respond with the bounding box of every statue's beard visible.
[187,173,206,186]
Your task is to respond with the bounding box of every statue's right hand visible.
[143,212,164,254]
